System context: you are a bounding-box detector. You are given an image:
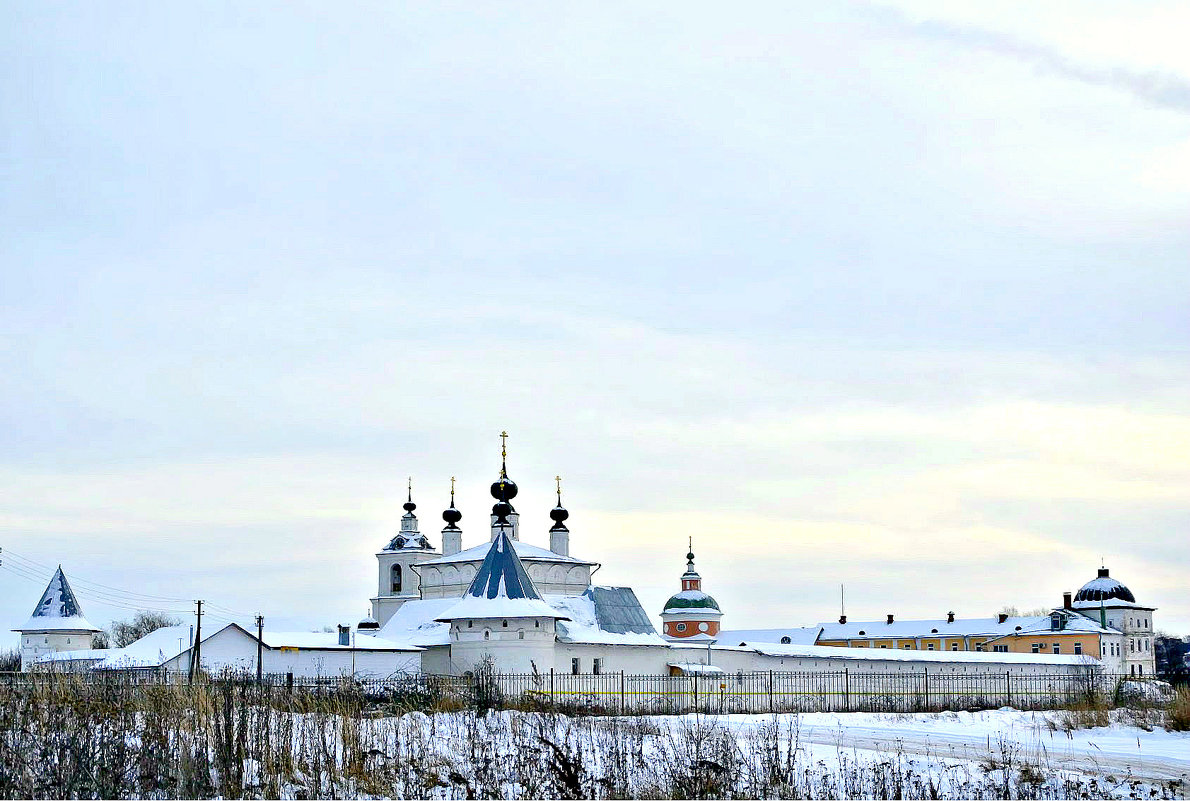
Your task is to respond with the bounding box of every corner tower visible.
[659,539,723,641]
[13,566,101,670]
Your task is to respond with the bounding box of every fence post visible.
[550,668,555,711]
[844,668,850,713]
[1005,671,1011,708]
[620,671,626,714]
[692,674,698,713]
[923,668,929,710]
[768,669,774,713]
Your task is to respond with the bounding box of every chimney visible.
[946,611,955,624]
[886,614,894,625]
[997,613,1008,624]
[337,625,350,647]
[838,614,847,625]
[1063,592,1073,610]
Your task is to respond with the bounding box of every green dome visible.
[663,591,720,612]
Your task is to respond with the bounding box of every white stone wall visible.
[178,626,420,679]
[418,561,590,600]
[19,631,93,671]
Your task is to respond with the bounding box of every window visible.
[1052,644,1060,654]
[994,645,1009,653]
[903,644,912,649]
[535,621,540,628]
[951,643,958,651]
[502,620,508,628]
[975,644,984,652]
[593,658,603,675]
[780,636,791,644]
[1050,613,1062,631]
[571,658,580,675]
[1031,644,1040,654]
[391,564,402,593]
[1075,643,1083,656]
[518,631,524,640]
[927,643,935,650]
[878,645,888,649]
[676,623,686,632]
[483,631,489,640]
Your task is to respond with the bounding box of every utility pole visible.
[189,600,203,683]
[256,615,264,684]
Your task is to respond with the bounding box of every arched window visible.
[483,630,490,640]
[780,636,792,644]
[391,564,402,593]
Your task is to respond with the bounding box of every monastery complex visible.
[16,437,1157,681]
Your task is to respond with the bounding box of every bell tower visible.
[371,479,440,626]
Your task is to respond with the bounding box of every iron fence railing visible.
[0,668,1172,715]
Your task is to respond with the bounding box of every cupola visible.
[659,539,723,641]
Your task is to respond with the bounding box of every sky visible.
[2,1,1188,640]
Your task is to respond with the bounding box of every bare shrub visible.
[1168,686,1190,732]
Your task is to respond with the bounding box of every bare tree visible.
[96,611,182,649]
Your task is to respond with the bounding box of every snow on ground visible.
[695,709,1190,785]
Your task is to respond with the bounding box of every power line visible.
[1,546,261,619]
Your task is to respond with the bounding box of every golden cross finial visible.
[450,476,456,499]
[555,474,562,500]
[500,431,508,458]
[407,476,412,500]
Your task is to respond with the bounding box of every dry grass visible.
[1168,686,1190,732]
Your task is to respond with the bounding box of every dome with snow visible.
[1074,567,1136,605]
[662,589,720,612]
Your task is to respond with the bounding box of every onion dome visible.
[403,477,416,513]
[492,500,514,523]
[1074,567,1136,605]
[550,475,569,532]
[357,611,380,631]
[490,430,519,502]
[385,477,430,550]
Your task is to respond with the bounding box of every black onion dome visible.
[1074,568,1136,604]
[443,504,462,525]
[550,505,569,523]
[403,500,416,513]
[490,475,518,502]
[492,500,514,522]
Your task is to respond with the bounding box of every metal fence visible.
[478,669,1162,715]
[0,668,1170,716]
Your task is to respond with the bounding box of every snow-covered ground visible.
[703,709,1190,787]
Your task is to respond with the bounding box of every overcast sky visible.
[2,2,1188,640]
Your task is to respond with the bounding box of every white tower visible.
[441,477,463,557]
[548,475,570,557]
[436,513,568,675]
[371,480,440,626]
[13,566,101,671]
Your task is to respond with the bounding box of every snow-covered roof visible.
[13,567,101,634]
[381,588,666,647]
[719,641,1091,666]
[720,627,823,647]
[662,589,721,612]
[93,624,194,670]
[816,610,1114,642]
[552,592,667,646]
[435,532,570,622]
[418,539,595,567]
[378,599,457,646]
[35,648,109,664]
[668,662,724,674]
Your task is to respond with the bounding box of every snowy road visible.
[711,710,1190,786]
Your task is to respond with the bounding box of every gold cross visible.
[500,430,508,459]
[555,475,562,497]
[407,476,412,498]
[450,476,455,499]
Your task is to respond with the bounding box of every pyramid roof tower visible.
[436,529,569,622]
[13,566,101,634]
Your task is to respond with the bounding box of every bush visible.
[1167,687,1190,732]
[0,648,20,671]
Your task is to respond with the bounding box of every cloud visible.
[871,5,1190,114]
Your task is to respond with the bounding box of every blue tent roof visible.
[464,529,543,601]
